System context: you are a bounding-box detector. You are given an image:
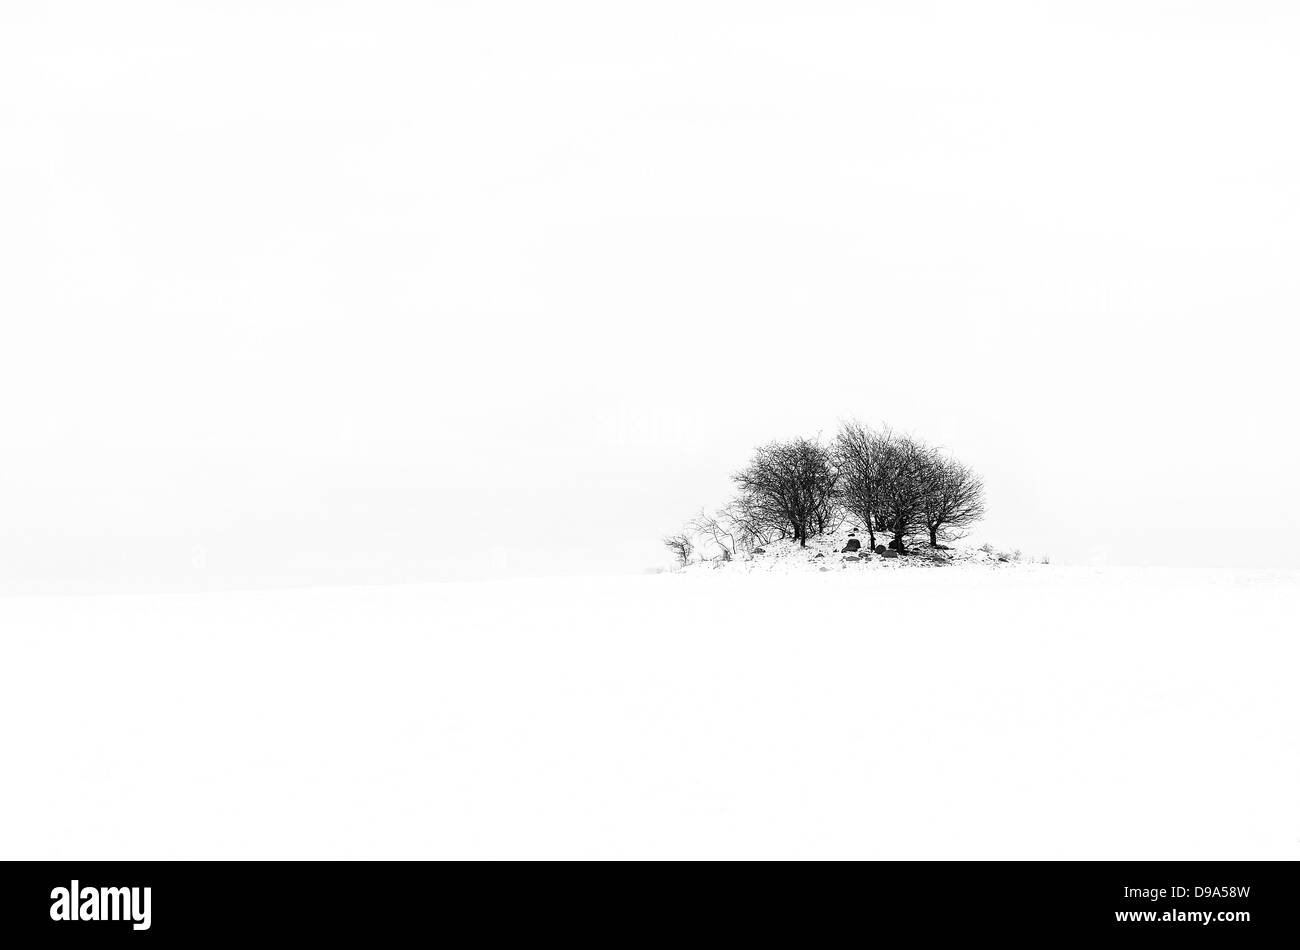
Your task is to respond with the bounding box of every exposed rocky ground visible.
[681,529,1025,574]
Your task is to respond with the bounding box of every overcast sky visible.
[2,2,1298,591]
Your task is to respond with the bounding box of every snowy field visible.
[1,565,1297,860]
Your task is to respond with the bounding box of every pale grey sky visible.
[2,2,1297,590]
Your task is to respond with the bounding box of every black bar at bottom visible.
[0,860,1295,941]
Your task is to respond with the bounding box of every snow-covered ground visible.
[2,564,1297,859]
[679,532,1022,574]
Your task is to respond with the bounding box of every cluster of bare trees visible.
[835,423,984,551]
[665,422,985,564]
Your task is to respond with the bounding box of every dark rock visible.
[873,544,887,555]
[888,538,904,552]
[753,548,765,554]
[814,552,825,558]
[881,549,899,559]
[843,554,861,562]
[841,538,861,553]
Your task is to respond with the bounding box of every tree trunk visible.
[929,525,938,547]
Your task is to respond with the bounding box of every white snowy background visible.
[1,2,1298,858]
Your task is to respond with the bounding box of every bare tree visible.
[662,533,693,566]
[835,420,885,551]
[869,430,930,553]
[732,437,839,547]
[730,489,788,545]
[917,450,985,547]
[688,510,736,560]
[723,493,786,549]
[688,499,778,559]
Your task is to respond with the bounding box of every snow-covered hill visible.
[680,530,1021,575]
[1,565,1296,859]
